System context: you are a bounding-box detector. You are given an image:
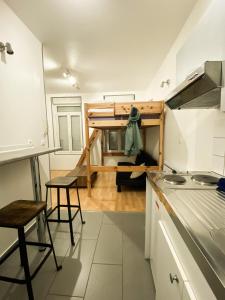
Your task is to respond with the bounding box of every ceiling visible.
[5,0,197,94]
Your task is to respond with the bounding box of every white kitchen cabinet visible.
[155,221,187,300]
[145,179,161,284]
[149,189,161,284]
[146,178,217,300]
[182,282,197,300]
[160,203,217,300]
[145,178,152,259]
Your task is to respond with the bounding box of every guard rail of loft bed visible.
[84,100,165,197]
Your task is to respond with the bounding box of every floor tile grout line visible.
[82,211,104,299]
[45,214,88,299]
[47,293,83,299]
[92,262,122,266]
[45,235,75,298]
[46,211,104,299]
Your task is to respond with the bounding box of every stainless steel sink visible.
[210,228,225,257]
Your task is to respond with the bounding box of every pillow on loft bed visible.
[130,163,145,179]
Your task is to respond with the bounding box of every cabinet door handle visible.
[169,273,179,284]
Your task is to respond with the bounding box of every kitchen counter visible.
[0,146,61,166]
[147,172,225,300]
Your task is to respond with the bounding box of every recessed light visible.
[62,69,70,78]
[68,76,77,86]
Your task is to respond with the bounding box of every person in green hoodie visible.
[124,106,143,156]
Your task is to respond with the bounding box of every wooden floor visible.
[50,170,146,212]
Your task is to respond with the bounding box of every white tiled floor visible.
[0,211,155,300]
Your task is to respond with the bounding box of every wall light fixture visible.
[160,79,170,88]
[0,42,14,55]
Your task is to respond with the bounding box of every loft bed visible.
[84,101,165,196]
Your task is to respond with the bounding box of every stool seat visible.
[45,176,77,188]
[0,200,46,228]
[45,175,85,246]
[0,200,62,300]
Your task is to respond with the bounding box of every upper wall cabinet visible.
[176,0,225,84]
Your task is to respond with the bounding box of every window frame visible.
[52,102,83,155]
[104,129,126,153]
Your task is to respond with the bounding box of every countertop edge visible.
[0,147,61,167]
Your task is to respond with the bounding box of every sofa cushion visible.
[130,163,145,179]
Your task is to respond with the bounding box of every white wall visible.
[146,0,225,174]
[46,91,146,170]
[0,1,49,254]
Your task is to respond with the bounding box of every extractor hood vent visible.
[165,61,222,109]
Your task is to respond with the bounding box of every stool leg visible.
[76,184,85,224]
[66,188,75,246]
[18,227,34,300]
[19,245,24,267]
[57,188,61,221]
[44,210,62,271]
[45,186,49,207]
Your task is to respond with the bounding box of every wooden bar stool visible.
[45,176,85,246]
[0,200,62,300]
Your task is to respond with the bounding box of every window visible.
[104,129,126,153]
[52,98,83,154]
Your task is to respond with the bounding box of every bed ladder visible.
[66,129,100,187]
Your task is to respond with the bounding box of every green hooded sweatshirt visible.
[124,108,143,156]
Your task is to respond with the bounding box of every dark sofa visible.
[116,150,157,192]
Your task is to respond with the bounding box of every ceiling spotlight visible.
[0,42,14,55]
[62,69,70,78]
[62,69,79,87]
[68,76,77,86]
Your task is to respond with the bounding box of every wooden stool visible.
[45,176,85,246]
[0,200,62,300]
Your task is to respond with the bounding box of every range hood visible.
[166,61,223,109]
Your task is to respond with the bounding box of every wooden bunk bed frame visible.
[84,100,165,196]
